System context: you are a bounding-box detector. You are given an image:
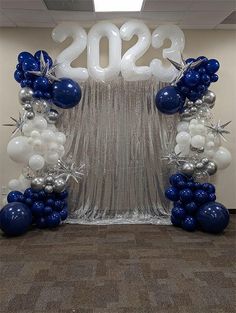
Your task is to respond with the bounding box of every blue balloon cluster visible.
[14,50,53,99]
[165,173,229,233]
[0,188,69,235]
[177,57,220,102]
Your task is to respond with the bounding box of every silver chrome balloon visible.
[44,175,55,185]
[201,157,209,165]
[18,87,34,105]
[181,162,195,177]
[205,161,217,176]
[44,185,54,193]
[53,177,66,193]
[33,99,50,114]
[46,109,59,124]
[190,106,197,114]
[202,90,216,108]
[25,111,35,120]
[24,103,33,111]
[195,99,203,106]
[196,162,204,170]
[186,100,194,107]
[31,177,45,191]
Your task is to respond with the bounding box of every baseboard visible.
[229,209,236,214]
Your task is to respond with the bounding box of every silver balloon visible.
[206,161,217,176]
[24,103,33,111]
[195,99,203,106]
[31,177,45,191]
[45,175,55,185]
[181,162,195,177]
[53,177,66,193]
[196,162,204,170]
[46,109,59,124]
[197,147,205,153]
[25,111,35,120]
[44,185,54,193]
[190,106,197,114]
[202,90,216,108]
[186,101,194,107]
[33,99,50,114]
[19,87,34,105]
[201,158,209,165]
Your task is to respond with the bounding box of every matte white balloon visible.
[56,132,66,145]
[32,116,47,131]
[120,20,152,81]
[7,136,33,164]
[22,121,34,136]
[174,144,189,156]
[31,130,41,139]
[177,121,189,133]
[191,135,205,148]
[8,179,20,191]
[87,21,121,82]
[213,147,232,169]
[41,129,56,143]
[29,154,45,170]
[176,131,191,145]
[52,22,88,82]
[45,152,59,165]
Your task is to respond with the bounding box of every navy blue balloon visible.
[186,181,195,190]
[18,52,34,64]
[38,190,47,201]
[43,206,53,216]
[36,217,47,229]
[169,173,186,187]
[201,183,215,194]
[165,187,179,201]
[208,193,216,202]
[34,90,43,99]
[184,70,200,87]
[182,216,196,232]
[155,86,185,115]
[34,50,53,67]
[60,209,68,221]
[24,188,35,199]
[56,190,68,200]
[54,200,64,212]
[197,202,229,234]
[171,206,186,220]
[46,199,55,207]
[31,201,44,216]
[201,74,211,85]
[7,191,23,203]
[185,202,198,215]
[52,78,82,109]
[194,190,208,205]
[22,58,39,72]
[14,70,24,83]
[171,215,181,227]
[210,74,218,82]
[24,198,33,207]
[0,202,32,236]
[46,212,61,228]
[174,200,183,208]
[179,188,193,203]
[198,67,206,75]
[186,58,195,64]
[205,59,220,74]
[33,77,51,92]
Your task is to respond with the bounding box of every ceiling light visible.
[94,0,144,12]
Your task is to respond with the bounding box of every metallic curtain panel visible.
[58,78,177,224]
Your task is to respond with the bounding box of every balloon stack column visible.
[0,50,83,236]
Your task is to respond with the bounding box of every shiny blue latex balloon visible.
[179,188,193,203]
[34,50,53,67]
[208,193,216,202]
[186,181,195,190]
[18,52,34,64]
[174,200,183,208]
[45,199,55,207]
[54,200,64,212]
[171,215,181,227]
[205,59,220,74]
[46,212,61,228]
[24,198,33,207]
[201,74,211,84]
[43,206,53,216]
[155,86,185,115]
[60,209,68,221]
[194,190,208,205]
[36,217,47,229]
[24,188,35,199]
[197,202,229,234]
[169,173,186,187]
[38,190,47,201]
[34,90,43,98]
[31,201,44,217]
[186,58,195,64]
[184,70,200,87]
[210,74,218,82]
[0,202,32,236]
[7,191,23,203]
[182,216,196,232]
[14,70,24,83]
[22,58,39,72]
[165,187,179,201]
[56,190,68,200]
[185,202,198,215]
[33,77,51,92]
[171,206,186,220]
[52,78,82,109]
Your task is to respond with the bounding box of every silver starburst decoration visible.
[2,112,26,136]
[206,120,231,141]
[162,151,186,167]
[168,54,206,85]
[56,159,85,183]
[28,52,60,82]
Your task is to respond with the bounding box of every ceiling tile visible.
[143,1,192,12]
[15,21,56,27]
[0,11,16,26]
[0,0,46,10]
[50,10,96,21]
[2,9,54,23]
[182,10,232,25]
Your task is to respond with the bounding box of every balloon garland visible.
[0,50,84,236]
[156,55,231,234]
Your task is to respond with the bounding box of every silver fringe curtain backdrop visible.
[58,78,177,224]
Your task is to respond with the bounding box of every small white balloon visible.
[41,129,56,143]
[189,124,198,136]
[207,133,215,141]
[174,144,189,156]
[8,179,20,191]
[31,130,41,139]
[57,145,65,157]
[191,135,205,148]
[195,124,206,135]
[32,116,47,131]
[213,147,232,170]
[206,141,215,149]
[205,149,215,158]
[18,175,31,190]
[22,121,34,136]
[177,121,189,133]
[48,142,58,152]
[190,119,198,125]
[29,154,45,170]
[7,136,33,164]
[45,152,59,165]
[56,132,66,145]
[176,131,191,145]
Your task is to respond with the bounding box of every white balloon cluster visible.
[175,118,232,170]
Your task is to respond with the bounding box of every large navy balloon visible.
[197,202,230,234]
[155,86,185,115]
[52,78,82,109]
[0,202,32,236]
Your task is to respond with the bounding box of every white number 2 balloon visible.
[52,22,88,82]
[150,25,185,83]
[120,20,152,81]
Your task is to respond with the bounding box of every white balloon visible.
[31,130,41,139]
[57,145,65,157]
[190,119,198,125]
[18,175,30,190]
[174,144,189,156]
[195,124,206,135]
[7,136,33,164]
[213,147,232,169]
[52,22,88,82]
[29,154,45,170]
[8,179,20,191]
[191,135,205,148]
[32,116,47,131]
[176,131,191,145]
[22,121,34,136]
[150,25,185,82]
[206,141,215,149]
[177,121,189,133]
[189,124,199,136]
[207,133,215,141]
[48,142,59,152]
[205,149,215,158]
[56,132,66,145]
[87,22,121,82]
[41,129,56,143]
[45,152,59,165]
[120,20,152,81]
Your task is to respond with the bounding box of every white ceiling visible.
[0,0,235,29]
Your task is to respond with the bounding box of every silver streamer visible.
[58,78,177,225]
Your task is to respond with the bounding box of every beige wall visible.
[0,27,236,208]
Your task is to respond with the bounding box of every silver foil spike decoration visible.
[162,151,186,167]
[206,120,231,141]
[56,159,85,183]
[2,112,26,136]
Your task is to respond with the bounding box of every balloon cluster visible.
[165,173,229,233]
[177,57,219,102]
[0,188,68,236]
[14,50,82,109]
